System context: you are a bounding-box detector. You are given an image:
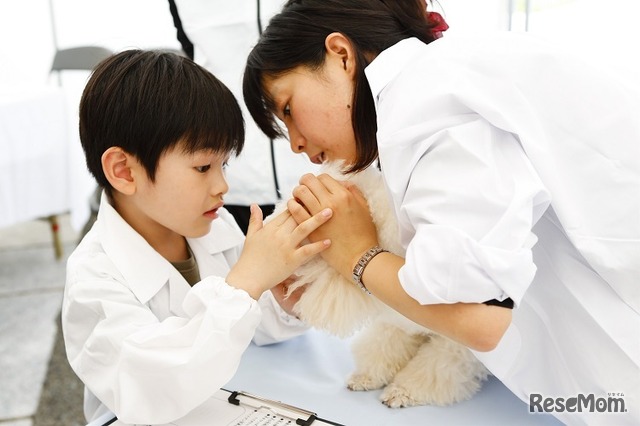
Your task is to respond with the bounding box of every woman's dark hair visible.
[80,49,244,195]
[243,0,440,172]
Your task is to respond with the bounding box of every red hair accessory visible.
[427,11,449,38]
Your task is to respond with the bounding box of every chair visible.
[50,46,114,85]
[46,45,113,259]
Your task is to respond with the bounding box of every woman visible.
[243,1,639,424]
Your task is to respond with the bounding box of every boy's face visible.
[130,146,229,241]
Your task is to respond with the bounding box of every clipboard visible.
[161,388,344,426]
[217,388,344,426]
[91,388,344,426]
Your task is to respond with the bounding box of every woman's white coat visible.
[366,33,639,425]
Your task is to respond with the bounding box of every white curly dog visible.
[275,162,489,408]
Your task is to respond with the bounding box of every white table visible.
[98,329,562,425]
[225,329,562,426]
[0,86,97,256]
[0,87,70,229]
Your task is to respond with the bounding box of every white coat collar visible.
[97,192,244,307]
[365,37,427,104]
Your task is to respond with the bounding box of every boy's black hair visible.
[80,49,244,195]
[243,0,439,173]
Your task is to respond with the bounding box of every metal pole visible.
[49,0,58,50]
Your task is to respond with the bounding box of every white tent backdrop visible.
[521,0,640,88]
[0,0,180,86]
[3,0,637,94]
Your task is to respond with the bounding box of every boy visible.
[62,49,332,425]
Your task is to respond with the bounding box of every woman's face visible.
[263,63,357,165]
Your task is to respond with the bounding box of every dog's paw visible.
[347,372,387,391]
[382,335,489,407]
[379,383,418,408]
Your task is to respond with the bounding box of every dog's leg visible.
[380,334,490,407]
[347,322,428,392]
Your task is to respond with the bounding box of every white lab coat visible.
[365,34,640,425]
[172,0,319,205]
[62,193,307,425]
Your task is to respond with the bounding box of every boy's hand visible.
[226,204,332,299]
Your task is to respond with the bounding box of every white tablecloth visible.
[0,86,95,230]
[0,87,70,228]
[225,329,562,426]
[98,329,562,426]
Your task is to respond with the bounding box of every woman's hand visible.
[288,173,378,279]
[226,204,332,299]
[288,174,513,351]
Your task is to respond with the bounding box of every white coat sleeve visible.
[63,271,261,425]
[395,118,550,306]
[253,291,309,346]
[218,213,309,346]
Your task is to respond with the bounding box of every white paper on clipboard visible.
[168,389,342,426]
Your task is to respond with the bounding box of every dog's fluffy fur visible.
[274,162,488,408]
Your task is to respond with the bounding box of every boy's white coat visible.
[63,194,306,424]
